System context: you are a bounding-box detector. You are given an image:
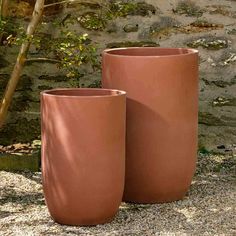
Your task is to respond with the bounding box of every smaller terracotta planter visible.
[41,88,126,226]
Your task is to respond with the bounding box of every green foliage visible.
[77,1,156,31]
[78,12,106,30]
[109,1,156,17]
[0,13,99,84]
[110,1,138,17]
[198,146,210,155]
[88,79,102,88]
[0,19,5,32]
[173,1,204,17]
[0,17,25,45]
[39,27,99,80]
[61,33,98,79]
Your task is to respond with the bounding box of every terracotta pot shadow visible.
[41,88,126,225]
[102,47,199,203]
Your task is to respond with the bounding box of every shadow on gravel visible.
[8,171,42,185]
[195,153,236,175]
[0,186,44,206]
[0,210,12,219]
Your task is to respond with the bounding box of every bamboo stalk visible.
[1,0,8,18]
[0,0,45,128]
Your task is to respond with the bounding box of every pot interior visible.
[105,47,197,57]
[43,89,124,97]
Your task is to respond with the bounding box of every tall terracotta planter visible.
[41,88,126,225]
[102,47,199,203]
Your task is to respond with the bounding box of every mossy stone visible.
[198,112,225,126]
[0,74,32,97]
[87,79,101,88]
[0,118,40,145]
[212,97,236,107]
[227,29,236,35]
[202,77,236,88]
[0,55,10,68]
[78,12,106,31]
[123,24,139,33]
[199,112,236,127]
[150,17,179,38]
[109,1,156,17]
[38,75,67,82]
[37,85,53,90]
[77,2,101,9]
[173,0,204,17]
[9,92,33,112]
[219,52,236,66]
[190,19,223,28]
[106,41,159,48]
[0,74,9,92]
[187,37,228,50]
[17,75,33,91]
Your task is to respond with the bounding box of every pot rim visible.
[103,47,198,58]
[41,88,126,98]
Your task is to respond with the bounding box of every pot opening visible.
[105,47,198,57]
[42,88,125,97]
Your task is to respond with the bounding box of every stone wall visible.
[0,0,236,152]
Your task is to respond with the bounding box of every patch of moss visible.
[17,75,33,91]
[196,153,236,174]
[212,97,236,107]
[37,85,53,90]
[38,75,67,82]
[106,41,159,48]
[78,12,106,30]
[207,4,232,17]
[198,146,211,155]
[171,19,223,34]
[0,74,32,96]
[77,1,156,31]
[88,79,102,88]
[173,0,204,17]
[9,92,33,112]
[227,29,236,35]
[77,2,101,9]
[0,74,9,92]
[190,19,223,29]
[198,112,225,126]
[109,1,156,17]
[0,118,40,145]
[187,37,228,50]
[202,77,236,88]
[0,55,10,67]
[150,17,179,38]
[219,52,236,66]
[123,24,139,33]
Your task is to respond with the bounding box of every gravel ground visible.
[0,153,235,236]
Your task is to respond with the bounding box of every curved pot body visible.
[102,47,199,203]
[41,88,126,225]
